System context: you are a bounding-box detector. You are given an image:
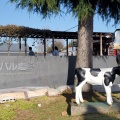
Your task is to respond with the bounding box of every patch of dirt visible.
[14,109,36,120]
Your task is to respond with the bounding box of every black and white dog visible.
[75,66,120,105]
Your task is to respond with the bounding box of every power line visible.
[64,25,78,32]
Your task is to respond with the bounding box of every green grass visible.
[0,91,120,120]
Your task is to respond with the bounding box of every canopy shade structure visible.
[0,25,113,56]
[0,25,113,40]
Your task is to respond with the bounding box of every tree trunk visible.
[76,15,93,68]
[75,14,93,92]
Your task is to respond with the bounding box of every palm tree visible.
[9,0,120,91]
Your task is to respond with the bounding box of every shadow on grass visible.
[62,91,120,120]
[62,93,75,115]
[62,91,94,115]
[83,104,120,120]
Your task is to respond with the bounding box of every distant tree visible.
[6,38,13,56]
[69,39,75,48]
[47,40,64,53]
[0,37,15,56]
[0,25,22,55]
[32,38,45,53]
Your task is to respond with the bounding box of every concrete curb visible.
[0,85,70,103]
[1,84,120,103]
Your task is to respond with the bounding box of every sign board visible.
[73,42,78,47]
[0,56,68,89]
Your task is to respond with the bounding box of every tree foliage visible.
[10,0,60,18]
[97,0,120,25]
[47,40,64,53]
[0,24,50,37]
[9,0,120,24]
